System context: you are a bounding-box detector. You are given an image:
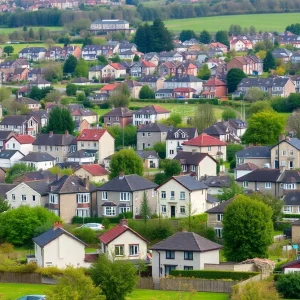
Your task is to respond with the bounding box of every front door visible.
[171,206,176,218]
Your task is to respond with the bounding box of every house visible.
[176,61,198,77]
[69,107,98,125]
[281,259,300,274]
[13,170,56,184]
[28,78,51,89]
[90,19,130,32]
[33,131,77,163]
[227,56,263,75]
[125,80,143,98]
[202,78,227,99]
[174,152,217,180]
[143,53,159,66]
[208,42,228,53]
[102,107,133,127]
[291,51,300,64]
[0,115,39,137]
[272,48,292,62]
[138,76,165,92]
[236,146,271,168]
[137,123,170,150]
[9,68,29,82]
[100,63,126,81]
[282,190,300,216]
[182,133,227,161]
[0,150,24,168]
[234,162,259,179]
[6,180,49,209]
[100,83,119,95]
[203,122,232,143]
[151,232,222,278]
[48,175,96,222]
[278,32,300,49]
[73,77,90,85]
[16,97,41,110]
[133,105,170,126]
[159,52,183,62]
[199,175,232,195]
[118,50,135,60]
[77,129,114,164]
[18,47,47,61]
[20,152,56,170]
[99,219,148,261]
[290,75,300,92]
[88,65,104,81]
[97,173,157,218]
[155,89,174,99]
[230,39,253,51]
[0,131,15,150]
[130,60,157,77]
[228,119,247,137]
[27,110,49,129]
[30,222,89,268]
[67,150,96,165]
[172,87,196,99]
[164,75,203,94]
[46,45,82,60]
[156,175,211,218]
[166,128,198,159]
[136,150,159,169]
[158,61,182,77]
[5,134,35,155]
[82,45,117,60]
[74,164,109,183]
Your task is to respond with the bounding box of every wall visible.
[182,145,227,161]
[74,168,109,183]
[137,132,165,151]
[198,156,217,179]
[33,144,66,163]
[204,263,256,272]
[292,225,300,243]
[207,213,223,229]
[98,131,115,164]
[0,272,42,284]
[60,194,78,223]
[5,139,33,155]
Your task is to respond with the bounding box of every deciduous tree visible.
[179,30,196,42]
[276,273,300,299]
[199,30,211,44]
[197,64,211,80]
[226,68,247,93]
[5,163,36,183]
[139,85,155,99]
[63,54,78,74]
[46,106,75,134]
[140,191,151,223]
[0,87,11,102]
[106,125,137,149]
[221,108,236,120]
[287,110,300,139]
[192,103,216,132]
[3,45,14,56]
[247,100,273,117]
[244,87,267,102]
[75,58,88,78]
[215,30,229,46]
[0,196,10,213]
[66,83,77,96]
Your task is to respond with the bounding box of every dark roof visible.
[203,122,229,136]
[73,77,90,84]
[278,170,300,183]
[236,146,271,158]
[97,174,157,192]
[281,259,300,269]
[236,169,281,182]
[0,115,33,126]
[134,105,170,115]
[0,131,14,140]
[16,97,40,105]
[234,162,259,171]
[274,138,300,151]
[174,151,217,165]
[0,183,17,198]
[283,190,300,206]
[0,150,23,159]
[151,232,222,252]
[206,194,219,204]
[135,150,159,159]
[206,198,234,213]
[33,133,77,146]
[199,175,232,188]
[33,227,87,248]
[238,77,290,89]
[20,152,55,162]
[14,170,56,182]
[137,123,170,133]
[138,75,161,83]
[171,175,208,191]
[56,162,81,170]
[156,89,174,94]
[103,107,133,118]
[67,150,93,158]
[166,128,197,140]
[25,181,50,196]
[164,75,202,83]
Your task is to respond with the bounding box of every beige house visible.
[77,129,114,164]
[99,219,148,260]
[182,133,227,161]
[236,146,271,168]
[101,63,126,80]
[70,108,98,125]
[74,164,109,183]
[155,176,209,218]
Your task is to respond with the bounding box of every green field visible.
[0,283,228,300]
[164,13,300,33]
[0,26,64,34]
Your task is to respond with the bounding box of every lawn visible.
[0,284,229,300]
[0,26,64,35]
[164,13,300,33]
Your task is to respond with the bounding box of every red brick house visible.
[202,78,227,99]
[176,61,197,76]
[102,107,133,127]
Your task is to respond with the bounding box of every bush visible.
[72,216,120,224]
[274,259,289,272]
[274,221,291,230]
[169,270,259,281]
[102,218,110,228]
[36,266,64,278]
[280,214,300,219]
[0,262,38,273]
[72,228,99,244]
[276,272,300,298]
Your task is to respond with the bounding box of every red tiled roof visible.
[153,105,170,114]
[110,63,126,70]
[204,78,227,87]
[77,129,107,141]
[183,133,226,147]
[7,134,35,144]
[101,83,119,92]
[80,164,109,176]
[141,60,156,68]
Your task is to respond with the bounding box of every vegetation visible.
[226,68,247,93]
[139,85,155,99]
[199,30,211,44]
[0,196,10,213]
[215,30,229,46]
[106,125,137,149]
[5,163,36,183]
[244,87,268,102]
[287,110,300,139]
[263,51,276,72]
[221,109,236,120]
[154,159,181,184]
[217,180,244,201]
[197,64,211,80]
[63,54,78,74]
[159,113,182,127]
[179,30,196,42]
[276,272,300,299]
[140,191,151,223]
[192,103,216,133]
[72,227,99,244]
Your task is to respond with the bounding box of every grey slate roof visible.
[236,169,281,182]
[25,181,50,196]
[20,152,55,162]
[67,150,93,158]
[135,150,159,159]
[166,128,197,140]
[236,146,271,158]
[238,77,290,89]
[234,162,259,171]
[0,183,17,198]
[278,170,300,183]
[206,194,219,204]
[174,151,216,165]
[276,138,300,151]
[151,232,222,252]
[0,131,14,140]
[206,199,233,213]
[0,115,33,126]
[33,227,87,248]
[14,170,56,182]
[16,97,40,105]
[164,75,202,83]
[103,107,133,118]
[89,65,104,71]
[283,190,300,206]
[199,175,231,188]
[203,122,229,136]
[156,89,174,94]
[92,19,129,25]
[0,150,22,159]
[137,123,170,133]
[138,75,161,83]
[172,175,208,191]
[97,174,157,192]
[33,133,77,146]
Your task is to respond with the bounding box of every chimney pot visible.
[119,219,128,227]
[49,131,53,137]
[65,130,69,135]
[53,221,63,230]
[119,171,124,179]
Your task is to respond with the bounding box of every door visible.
[165,265,176,276]
[289,161,294,170]
[171,206,176,218]
[274,160,279,169]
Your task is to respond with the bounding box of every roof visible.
[20,152,55,162]
[183,133,226,147]
[134,105,170,115]
[0,150,22,159]
[156,89,174,94]
[135,150,159,160]
[67,150,94,158]
[283,190,300,206]
[273,138,300,151]
[14,170,56,182]
[16,97,40,105]
[238,77,290,89]
[236,169,281,182]
[79,164,109,176]
[137,123,170,133]
[203,122,229,136]
[77,129,108,141]
[25,181,50,196]
[33,227,87,248]
[199,175,232,188]
[206,194,220,204]
[0,115,33,126]
[138,75,161,83]
[236,146,271,158]
[173,87,196,92]
[162,175,208,191]
[7,134,35,144]
[98,174,157,192]
[204,78,226,87]
[92,19,129,25]
[73,77,90,84]
[0,183,17,198]
[206,198,234,213]
[0,131,14,140]
[173,151,217,165]
[33,133,76,146]
[164,75,202,83]
[151,232,222,252]
[102,107,133,118]
[234,162,259,171]
[278,170,300,183]
[281,259,300,269]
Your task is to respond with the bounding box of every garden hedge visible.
[72,216,120,224]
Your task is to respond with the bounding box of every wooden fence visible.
[0,272,42,284]
[137,277,154,289]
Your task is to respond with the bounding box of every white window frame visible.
[129,244,139,256]
[161,205,166,213]
[120,192,130,201]
[115,245,124,256]
[12,194,16,201]
[102,191,108,200]
[119,207,130,214]
[161,191,166,199]
[49,194,58,204]
[217,214,223,222]
[243,181,248,188]
[208,146,211,152]
[180,192,185,200]
[283,205,292,213]
[215,228,222,238]
[180,206,186,214]
[265,182,271,189]
[103,206,116,216]
[21,195,26,201]
[190,165,196,172]
[182,165,187,172]
[170,191,175,199]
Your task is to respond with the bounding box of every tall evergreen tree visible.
[215,30,229,46]
[134,24,147,53]
[150,19,173,52]
[140,191,151,223]
[199,30,211,44]
[63,55,77,74]
[263,51,276,72]
[46,107,75,134]
[179,30,196,42]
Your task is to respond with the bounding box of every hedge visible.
[169,270,259,281]
[72,216,120,224]
[131,98,220,105]
[282,214,300,219]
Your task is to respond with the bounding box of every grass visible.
[164,13,300,33]
[85,247,98,253]
[0,26,64,34]
[0,284,229,300]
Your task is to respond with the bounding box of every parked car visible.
[80,223,104,231]
[17,296,46,300]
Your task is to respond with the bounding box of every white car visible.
[80,223,104,231]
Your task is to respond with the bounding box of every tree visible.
[226,68,247,93]
[44,90,61,103]
[244,87,267,102]
[97,55,108,65]
[197,64,211,80]
[46,107,75,134]
[151,19,173,52]
[160,113,182,127]
[110,55,121,63]
[5,163,36,183]
[28,28,34,40]
[287,110,300,139]
[45,38,55,48]
[256,50,267,59]
[66,83,77,96]
[153,142,166,159]
[3,45,14,56]
[199,30,211,44]
[263,51,276,72]
[192,103,216,132]
[75,58,88,78]
[109,149,143,179]
[134,24,149,53]
[107,125,137,149]
[222,195,273,261]
[276,273,300,299]
[222,108,236,120]
[109,94,130,108]
[139,85,155,99]
[0,87,11,102]
[47,267,104,300]
[133,54,139,62]
[179,30,196,42]
[242,111,285,145]
[217,180,244,201]
[247,100,273,117]
[91,254,138,300]
[63,55,78,74]
[44,63,63,82]
[0,196,10,213]
[215,30,229,46]
[226,144,243,163]
[140,191,151,223]
[0,206,60,246]
[154,159,181,184]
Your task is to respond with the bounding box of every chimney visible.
[65,130,69,135]
[119,219,128,227]
[279,134,285,142]
[53,221,63,230]
[119,171,124,179]
[83,177,89,189]
[49,131,53,137]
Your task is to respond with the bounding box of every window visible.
[282,151,286,156]
[81,142,84,147]
[21,195,26,201]
[283,205,292,213]
[161,191,166,199]
[184,251,193,260]
[180,192,185,200]
[38,146,41,151]
[217,214,223,221]
[161,205,166,213]
[180,206,186,214]
[265,182,271,189]
[238,158,244,164]
[243,181,248,188]
[120,192,130,201]
[115,245,124,256]
[103,206,116,216]
[142,133,145,137]
[190,165,196,172]
[290,150,294,156]
[77,194,90,203]
[170,191,175,199]
[102,192,108,200]
[208,146,211,152]
[12,194,15,201]
[12,143,15,149]
[284,183,296,190]
[49,194,58,204]
[218,146,221,151]
[182,165,187,172]
[32,195,36,201]
[76,209,90,217]
[170,150,174,155]
[166,251,175,259]
[215,228,222,238]
[50,146,53,151]
[165,265,176,275]
[55,146,58,151]
[94,143,97,147]
[119,206,130,214]
[184,266,193,270]
[147,133,151,137]
[129,244,139,256]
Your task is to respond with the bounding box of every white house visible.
[133,105,170,126]
[151,232,222,278]
[164,75,203,94]
[99,219,149,261]
[233,162,258,180]
[281,259,300,274]
[30,222,89,268]
[67,150,95,165]
[0,150,24,168]
[5,134,35,156]
[19,152,56,170]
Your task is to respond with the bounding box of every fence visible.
[137,277,154,289]
[204,263,256,272]
[0,272,42,284]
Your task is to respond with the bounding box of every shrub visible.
[274,259,289,272]
[276,272,300,298]
[0,262,38,273]
[72,216,120,224]
[72,228,99,244]
[102,218,110,228]
[36,266,64,278]
[169,270,258,281]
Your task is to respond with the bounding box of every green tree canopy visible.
[5,163,36,183]
[97,55,108,65]
[226,68,247,93]
[215,30,229,46]
[197,63,211,80]
[217,180,244,201]
[63,54,77,74]
[241,110,285,145]
[221,108,236,120]
[0,87,11,102]
[3,45,14,55]
[139,85,155,99]
[109,149,143,179]
[179,30,196,42]
[159,113,182,127]
[140,191,151,223]
[247,100,273,117]
[222,195,273,261]
[226,144,243,163]
[244,87,267,102]
[287,110,300,139]
[153,142,166,159]
[155,159,181,184]
[276,273,300,299]
[263,50,276,72]
[75,58,89,78]
[66,83,77,96]
[0,196,10,213]
[199,30,211,44]
[106,125,137,149]
[192,103,216,132]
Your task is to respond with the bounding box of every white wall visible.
[23,160,55,170]
[0,152,24,168]
[284,267,300,274]
[198,156,217,178]
[6,138,33,155]
[234,169,252,180]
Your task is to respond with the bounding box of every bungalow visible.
[20,152,56,170]
[67,150,96,165]
[155,89,174,99]
[236,146,271,168]
[136,150,159,169]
